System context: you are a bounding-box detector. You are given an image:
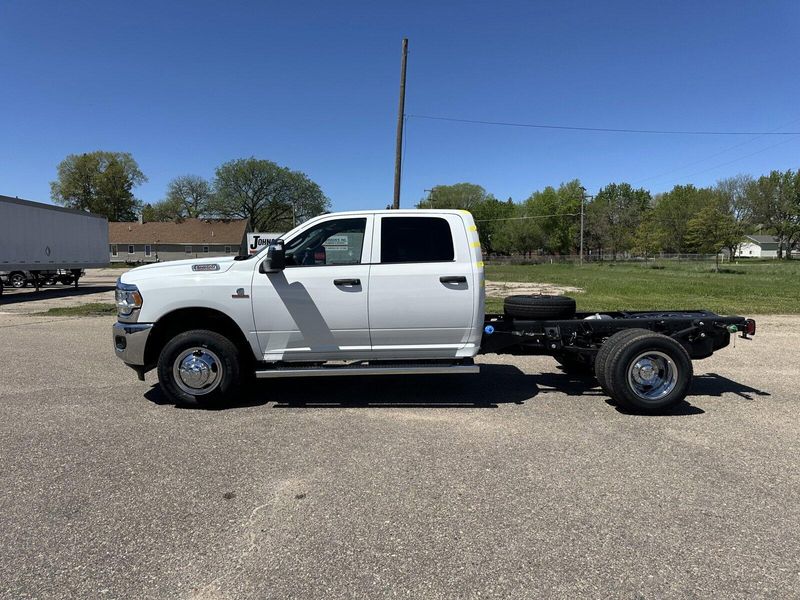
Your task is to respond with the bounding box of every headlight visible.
[116,281,143,318]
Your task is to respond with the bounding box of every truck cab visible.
[113,210,485,404]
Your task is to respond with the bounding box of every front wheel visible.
[157,329,242,407]
[603,331,693,412]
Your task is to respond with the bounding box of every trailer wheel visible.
[594,329,650,395]
[604,331,693,412]
[157,329,241,408]
[9,272,27,288]
[504,295,576,320]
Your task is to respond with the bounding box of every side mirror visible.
[261,240,285,273]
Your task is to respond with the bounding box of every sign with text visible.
[247,232,284,255]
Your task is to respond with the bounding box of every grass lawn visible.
[34,303,117,317]
[485,260,800,315]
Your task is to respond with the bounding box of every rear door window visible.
[381,217,455,263]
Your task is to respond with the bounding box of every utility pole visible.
[579,193,585,265]
[392,38,408,210]
[579,187,592,266]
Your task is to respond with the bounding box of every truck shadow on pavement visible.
[143,366,767,415]
[689,373,771,400]
[0,284,115,304]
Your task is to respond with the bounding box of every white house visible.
[736,235,780,258]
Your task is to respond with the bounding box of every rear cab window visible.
[379,216,455,263]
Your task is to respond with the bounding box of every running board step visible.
[255,364,480,379]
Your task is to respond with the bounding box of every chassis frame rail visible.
[481,310,754,360]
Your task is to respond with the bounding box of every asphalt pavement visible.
[0,314,798,599]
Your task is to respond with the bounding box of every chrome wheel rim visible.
[11,275,25,287]
[173,347,223,396]
[627,351,677,401]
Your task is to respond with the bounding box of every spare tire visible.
[503,295,576,320]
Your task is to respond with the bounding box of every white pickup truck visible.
[113,209,755,412]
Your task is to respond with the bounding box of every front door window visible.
[284,218,366,267]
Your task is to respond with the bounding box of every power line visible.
[632,116,800,184]
[681,135,800,179]
[407,114,800,136]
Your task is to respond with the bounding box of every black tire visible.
[9,272,27,288]
[503,295,576,320]
[604,331,693,412]
[594,329,650,396]
[554,353,593,375]
[157,329,242,407]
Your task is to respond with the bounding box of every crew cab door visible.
[251,215,373,362]
[368,214,475,359]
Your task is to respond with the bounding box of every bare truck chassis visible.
[481,310,756,411]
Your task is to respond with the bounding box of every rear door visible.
[367,214,475,359]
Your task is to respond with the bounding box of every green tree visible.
[141,201,179,223]
[208,158,330,231]
[417,183,490,210]
[523,180,582,254]
[50,151,147,221]
[652,185,716,254]
[143,175,214,222]
[589,183,652,259]
[417,184,514,253]
[685,205,743,271]
[631,212,664,260]
[490,202,544,256]
[716,174,754,224]
[747,170,800,259]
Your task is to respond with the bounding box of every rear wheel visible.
[9,272,26,288]
[157,329,242,407]
[604,331,692,412]
[594,329,649,396]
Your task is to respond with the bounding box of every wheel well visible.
[144,307,254,368]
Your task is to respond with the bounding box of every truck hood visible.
[120,256,238,283]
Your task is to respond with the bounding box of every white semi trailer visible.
[0,195,109,295]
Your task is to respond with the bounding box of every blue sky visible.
[1,0,799,210]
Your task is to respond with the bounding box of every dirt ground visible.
[484,279,583,297]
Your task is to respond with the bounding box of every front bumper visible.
[112,321,153,367]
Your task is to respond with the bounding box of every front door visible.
[251,216,373,362]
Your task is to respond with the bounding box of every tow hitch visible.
[728,318,756,339]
